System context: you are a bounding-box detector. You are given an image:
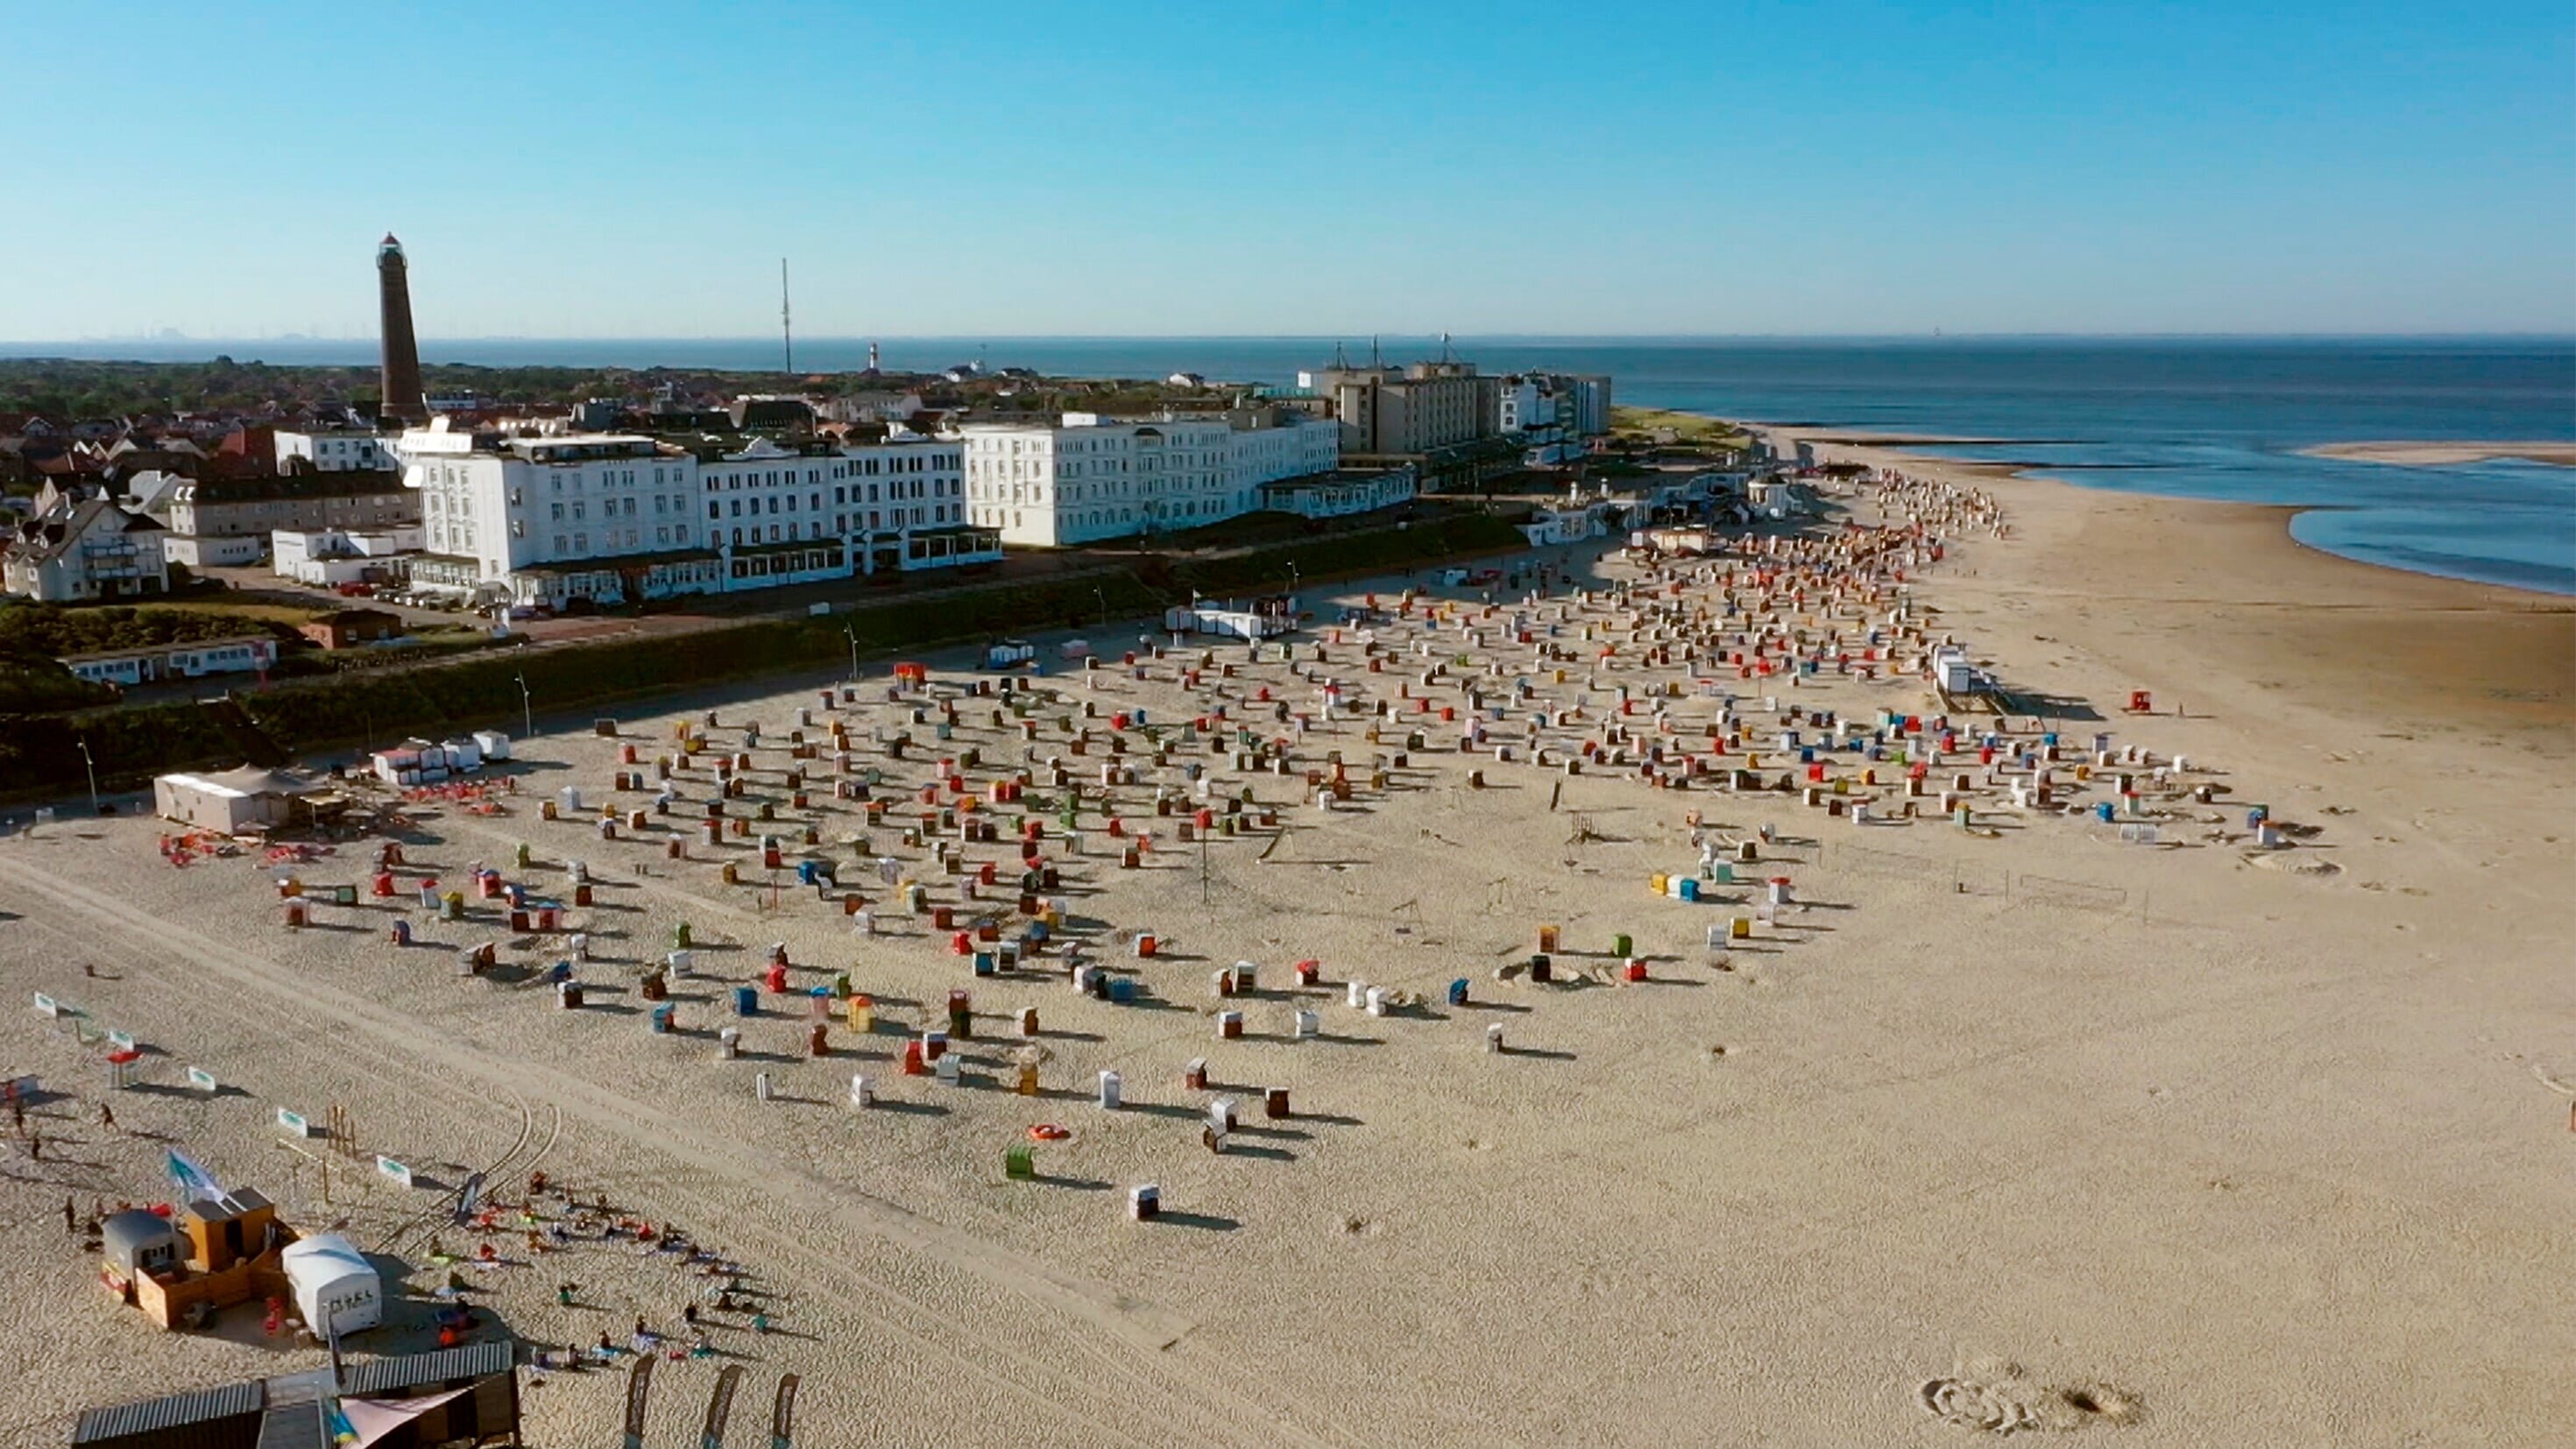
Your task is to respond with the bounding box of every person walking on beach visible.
[63,1197,75,1234]
[98,1102,114,1129]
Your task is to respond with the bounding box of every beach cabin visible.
[280,1233,381,1339]
[101,1209,187,1279]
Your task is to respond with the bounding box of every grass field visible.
[1610,406,1749,444]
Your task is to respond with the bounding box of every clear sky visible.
[6,0,2571,340]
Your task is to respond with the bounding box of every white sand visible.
[3,461,2570,1448]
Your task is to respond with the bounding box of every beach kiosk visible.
[280,1233,381,1339]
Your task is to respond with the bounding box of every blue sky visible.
[5,0,2571,340]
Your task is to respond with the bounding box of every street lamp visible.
[513,672,534,740]
[76,739,98,816]
[841,625,860,684]
[1092,586,1108,626]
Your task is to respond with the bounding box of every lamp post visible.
[1092,586,1108,626]
[76,739,98,816]
[513,672,534,740]
[842,625,859,684]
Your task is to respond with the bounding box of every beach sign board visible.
[376,1155,414,1189]
[277,1107,313,1137]
[187,1067,220,1093]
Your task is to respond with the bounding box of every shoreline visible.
[1700,420,2575,599]
[1749,421,2576,755]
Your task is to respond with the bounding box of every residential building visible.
[273,428,393,472]
[160,470,417,567]
[393,419,995,606]
[1498,376,1559,436]
[61,634,276,689]
[299,607,406,649]
[2,497,168,600]
[272,524,423,586]
[962,408,1341,548]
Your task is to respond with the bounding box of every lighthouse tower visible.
[377,234,427,425]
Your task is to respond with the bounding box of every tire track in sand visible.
[2,861,1347,1449]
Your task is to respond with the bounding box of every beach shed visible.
[280,1234,381,1339]
[102,1209,187,1278]
[154,769,308,834]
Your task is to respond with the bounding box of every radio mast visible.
[780,258,793,374]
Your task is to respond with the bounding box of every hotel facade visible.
[394,421,999,606]
[960,407,1341,548]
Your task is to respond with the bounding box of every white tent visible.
[154,768,307,833]
[281,1233,381,1339]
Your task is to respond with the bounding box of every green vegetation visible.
[0,653,115,712]
[1610,406,1749,447]
[0,601,301,658]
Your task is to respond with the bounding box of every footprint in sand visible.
[1919,1367,2143,1435]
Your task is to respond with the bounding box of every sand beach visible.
[3,440,2570,1448]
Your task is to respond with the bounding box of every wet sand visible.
[2302,440,2576,468]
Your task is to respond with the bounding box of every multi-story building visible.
[1497,376,1560,436]
[961,409,1341,548]
[1303,361,1497,456]
[1559,374,1613,436]
[273,429,393,473]
[393,420,995,606]
[2,496,169,601]
[159,470,418,568]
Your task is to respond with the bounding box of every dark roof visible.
[1,498,156,566]
[175,470,405,505]
[73,1380,264,1443]
[338,1338,516,1395]
[74,1340,516,1446]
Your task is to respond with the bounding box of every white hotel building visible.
[962,408,1340,548]
[395,420,997,606]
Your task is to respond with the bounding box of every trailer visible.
[1169,602,1298,646]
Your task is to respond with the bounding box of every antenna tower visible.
[780,258,793,374]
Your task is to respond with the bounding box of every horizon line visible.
[8,330,2576,346]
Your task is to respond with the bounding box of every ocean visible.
[11,335,2572,594]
